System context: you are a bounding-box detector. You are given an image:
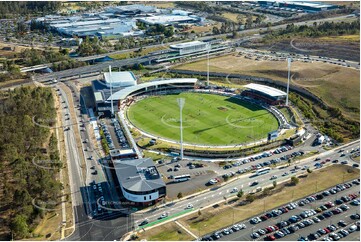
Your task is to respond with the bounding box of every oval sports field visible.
[127,93,279,146]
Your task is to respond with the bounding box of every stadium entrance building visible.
[92,71,137,117]
[112,158,166,206]
[92,75,197,117]
[241,83,287,105]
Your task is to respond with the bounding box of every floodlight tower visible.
[109,65,114,116]
[207,49,210,86]
[286,57,291,106]
[177,98,185,160]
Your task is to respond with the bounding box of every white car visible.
[231,187,238,193]
[186,203,193,209]
[158,213,168,219]
[270,175,277,180]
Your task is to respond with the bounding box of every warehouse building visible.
[241,83,287,105]
[259,1,338,12]
[113,158,166,206]
[138,14,202,26]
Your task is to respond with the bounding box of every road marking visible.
[226,189,229,193]
[219,192,222,195]
[204,197,207,200]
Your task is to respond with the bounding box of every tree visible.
[177,192,183,199]
[307,168,312,173]
[212,26,220,35]
[262,187,272,196]
[10,215,29,238]
[273,180,277,188]
[246,194,255,203]
[237,190,244,199]
[290,176,299,186]
[198,209,202,216]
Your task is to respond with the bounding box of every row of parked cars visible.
[100,121,115,150]
[306,219,359,241]
[112,118,130,149]
[236,150,305,176]
[249,180,360,241]
[223,145,296,170]
[200,223,247,241]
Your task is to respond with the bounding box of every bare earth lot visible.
[244,35,360,62]
[174,54,360,121]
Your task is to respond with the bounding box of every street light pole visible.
[177,98,185,160]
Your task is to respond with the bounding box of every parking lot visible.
[200,179,360,241]
[100,118,131,150]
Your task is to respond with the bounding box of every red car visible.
[266,235,276,241]
[266,227,273,233]
[273,225,279,231]
[326,158,331,162]
[324,228,331,233]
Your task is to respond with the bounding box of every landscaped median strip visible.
[137,208,195,230]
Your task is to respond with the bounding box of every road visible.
[56,83,132,241]
[131,141,359,231]
[31,14,357,83]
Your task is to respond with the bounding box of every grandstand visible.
[241,83,287,105]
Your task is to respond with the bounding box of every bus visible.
[256,167,271,176]
[173,174,191,183]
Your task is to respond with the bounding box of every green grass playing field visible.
[127,93,279,146]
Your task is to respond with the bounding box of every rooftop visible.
[104,71,137,86]
[110,148,136,157]
[107,78,198,101]
[170,41,207,49]
[244,83,287,97]
[114,158,165,192]
[138,14,199,25]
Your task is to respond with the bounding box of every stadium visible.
[94,74,291,147]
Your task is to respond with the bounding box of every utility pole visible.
[286,57,291,106]
[177,98,185,160]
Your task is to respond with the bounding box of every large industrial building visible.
[259,1,338,12]
[138,14,202,26]
[34,4,204,39]
[241,83,287,105]
[113,158,166,206]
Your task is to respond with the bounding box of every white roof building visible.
[244,83,287,97]
[103,71,137,88]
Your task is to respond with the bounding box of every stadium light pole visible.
[109,65,114,116]
[207,49,210,86]
[177,98,185,160]
[286,57,291,106]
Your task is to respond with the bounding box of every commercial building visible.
[170,41,210,55]
[113,158,166,206]
[259,1,338,12]
[241,83,287,105]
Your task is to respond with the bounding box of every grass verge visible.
[137,221,193,241]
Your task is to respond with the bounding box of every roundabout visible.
[126,92,279,146]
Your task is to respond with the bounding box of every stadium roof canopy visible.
[244,83,287,97]
[107,78,197,101]
[114,158,165,192]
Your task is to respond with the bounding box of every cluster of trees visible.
[146,24,174,38]
[52,59,86,72]
[0,1,61,18]
[77,36,106,57]
[289,93,359,142]
[0,59,22,83]
[18,48,68,66]
[265,20,360,40]
[0,87,62,240]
